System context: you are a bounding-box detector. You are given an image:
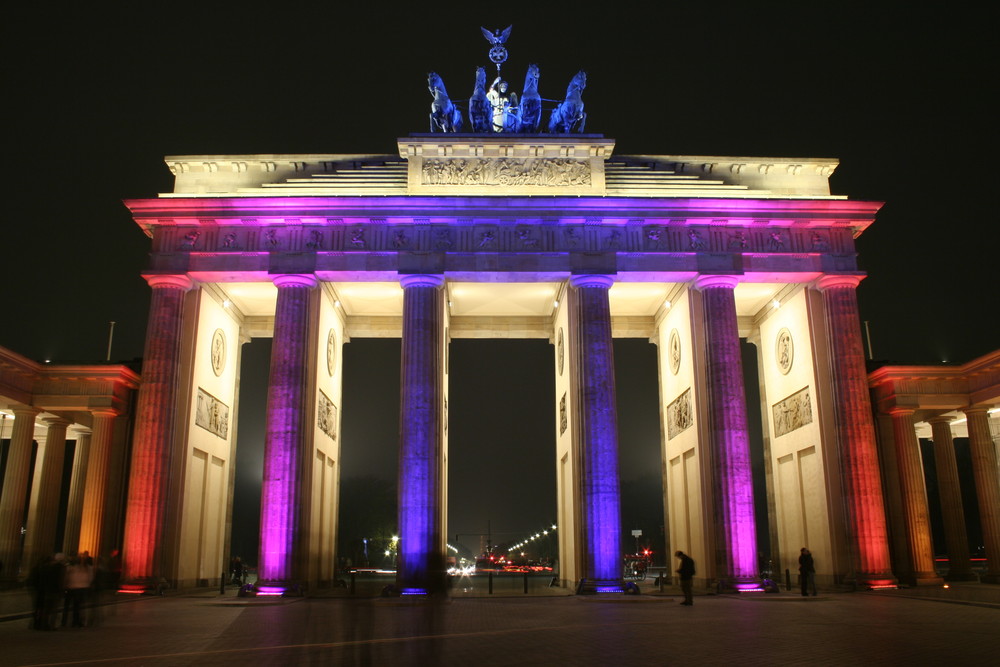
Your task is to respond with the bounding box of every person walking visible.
[675,550,695,606]
[798,547,817,596]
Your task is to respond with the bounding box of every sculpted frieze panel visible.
[667,388,693,440]
[195,387,229,440]
[421,158,591,187]
[772,386,813,438]
[318,389,337,441]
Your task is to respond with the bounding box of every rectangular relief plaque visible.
[195,387,229,439]
[667,388,693,440]
[772,386,813,438]
[318,389,337,441]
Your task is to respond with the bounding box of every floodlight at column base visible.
[576,578,626,594]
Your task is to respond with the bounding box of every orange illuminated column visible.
[121,274,193,585]
[965,407,1000,583]
[0,408,39,579]
[928,417,974,580]
[62,425,92,555]
[889,408,942,585]
[816,275,895,586]
[77,409,119,558]
[24,417,71,567]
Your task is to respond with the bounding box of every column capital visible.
[144,274,194,290]
[963,406,991,418]
[272,274,318,289]
[693,274,739,290]
[814,274,865,291]
[887,406,917,418]
[11,407,40,419]
[69,425,93,437]
[569,274,614,289]
[42,416,72,429]
[90,408,120,419]
[927,415,955,426]
[400,274,445,289]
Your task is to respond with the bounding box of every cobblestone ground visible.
[1,589,998,666]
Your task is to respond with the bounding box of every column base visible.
[716,577,767,593]
[249,581,304,597]
[898,573,944,587]
[853,573,898,590]
[979,573,1000,585]
[118,577,168,596]
[576,578,627,594]
[944,571,979,582]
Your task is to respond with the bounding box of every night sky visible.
[5,8,994,563]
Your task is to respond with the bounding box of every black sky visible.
[4,7,995,560]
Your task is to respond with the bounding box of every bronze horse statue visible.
[548,70,587,134]
[519,64,542,133]
[428,72,463,132]
[468,67,492,133]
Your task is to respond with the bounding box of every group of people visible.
[672,546,818,604]
[27,550,119,630]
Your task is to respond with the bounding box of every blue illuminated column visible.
[258,274,317,590]
[397,274,446,594]
[569,275,623,591]
[693,275,758,588]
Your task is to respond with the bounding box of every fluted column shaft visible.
[122,274,193,582]
[889,408,940,584]
[62,426,92,555]
[258,275,317,585]
[929,417,973,579]
[397,275,445,593]
[24,418,71,567]
[965,408,1000,582]
[816,276,894,585]
[570,275,623,587]
[695,276,757,584]
[0,409,40,578]
[78,410,118,558]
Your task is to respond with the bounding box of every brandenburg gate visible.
[114,131,902,594]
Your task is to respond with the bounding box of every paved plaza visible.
[1,583,998,665]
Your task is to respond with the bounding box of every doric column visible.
[257,274,317,591]
[0,408,39,579]
[888,408,941,585]
[62,425,92,555]
[78,410,118,558]
[928,417,974,580]
[815,275,895,586]
[23,418,71,568]
[569,275,623,591]
[693,275,758,587]
[397,274,446,594]
[965,407,1000,583]
[121,274,193,584]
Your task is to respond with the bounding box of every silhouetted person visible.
[675,550,695,606]
[65,554,94,626]
[799,547,817,596]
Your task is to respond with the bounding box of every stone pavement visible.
[1,583,999,665]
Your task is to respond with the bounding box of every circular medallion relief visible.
[775,328,794,375]
[668,329,681,375]
[210,329,226,377]
[326,329,337,377]
[557,328,565,376]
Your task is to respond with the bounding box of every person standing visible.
[798,547,817,596]
[675,550,695,606]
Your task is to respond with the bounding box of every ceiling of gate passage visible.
[218,281,787,321]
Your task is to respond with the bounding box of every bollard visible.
[350,572,356,595]
[523,572,528,594]
[785,568,791,591]
[657,573,663,592]
[220,571,226,595]
[489,571,493,594]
